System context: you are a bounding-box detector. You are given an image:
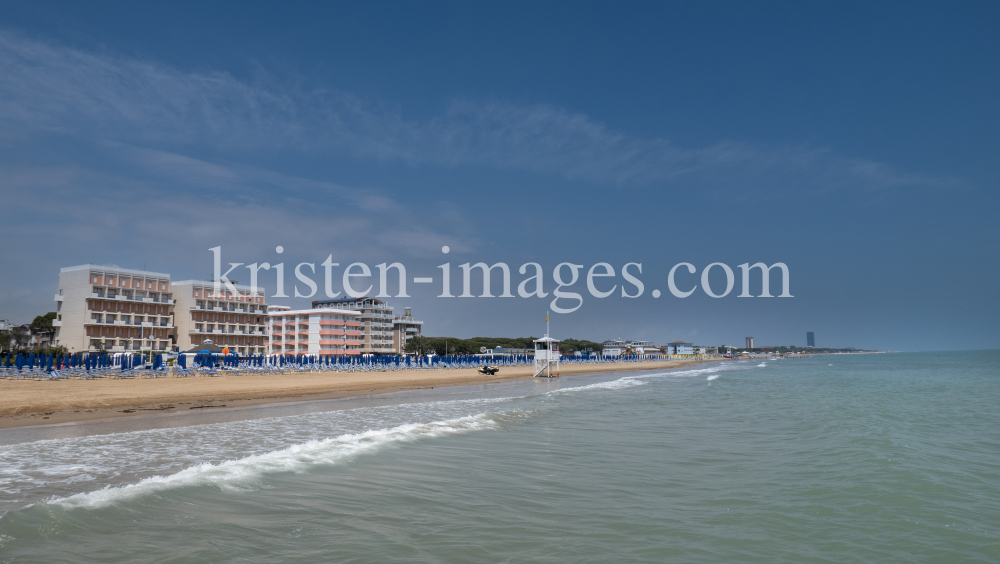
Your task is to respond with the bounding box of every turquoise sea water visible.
[0,351,998,563]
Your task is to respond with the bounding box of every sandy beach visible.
[0,359,721,429]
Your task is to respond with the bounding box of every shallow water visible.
[1,351,998,562]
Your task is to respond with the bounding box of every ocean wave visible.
[549,364,747,395]
[547,377,647,394]
[0,395,523,506]
[707,375,719,381]
[48,413,504,509]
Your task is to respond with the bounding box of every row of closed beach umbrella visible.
[0,351,667,379]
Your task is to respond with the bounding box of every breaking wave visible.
[49,413,505,509]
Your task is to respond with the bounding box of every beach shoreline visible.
[0,359,724,430]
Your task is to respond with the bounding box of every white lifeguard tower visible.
[533,335,560,378]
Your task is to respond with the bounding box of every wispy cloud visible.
[0,145,479,319]
[0,31,952,193]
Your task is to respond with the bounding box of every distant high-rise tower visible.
[806,331,815,347]
[745,336,754,349]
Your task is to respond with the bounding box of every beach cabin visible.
[533,336,560,378]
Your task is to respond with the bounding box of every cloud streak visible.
[0,148,480,320]
[0,32,951,193]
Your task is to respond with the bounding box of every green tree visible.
[9,325,29,352]
[29,312,57,333]
[404,336,432,356]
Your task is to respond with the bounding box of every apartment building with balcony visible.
[392,307,423,354]
[312,297,396,354]
[267,308,362,356]
[172,280,269,355]
[53,265,175,352]
[601,338,658,356]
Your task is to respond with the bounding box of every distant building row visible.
[600,339,719,356]
[51,265,422,356]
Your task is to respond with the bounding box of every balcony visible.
[52,319,62,327]
[54,293,64,302]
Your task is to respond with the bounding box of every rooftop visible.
[313,297,387,306]
[173,279,266,292]
[267,308,360,317]
[61,264,171,277]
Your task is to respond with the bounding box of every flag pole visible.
[546,311,550,378]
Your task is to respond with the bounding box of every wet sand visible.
[0,359,722,429]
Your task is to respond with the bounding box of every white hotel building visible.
[267,306,362,357]
[171,281,270,354]
[312,297,396,354]
[53,265,176,352]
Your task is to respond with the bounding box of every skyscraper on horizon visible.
[745,336,754,349]
[807,331,815,347]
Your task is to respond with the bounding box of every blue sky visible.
[0,1,997,351]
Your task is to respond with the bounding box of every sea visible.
[0,351,997,563]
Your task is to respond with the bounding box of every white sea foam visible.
[548,377,646,394]
[757,363,767,367]
[550,364,745,395]
[1,396,523,507]
[707,375,719,381]
[48,413,501,509]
